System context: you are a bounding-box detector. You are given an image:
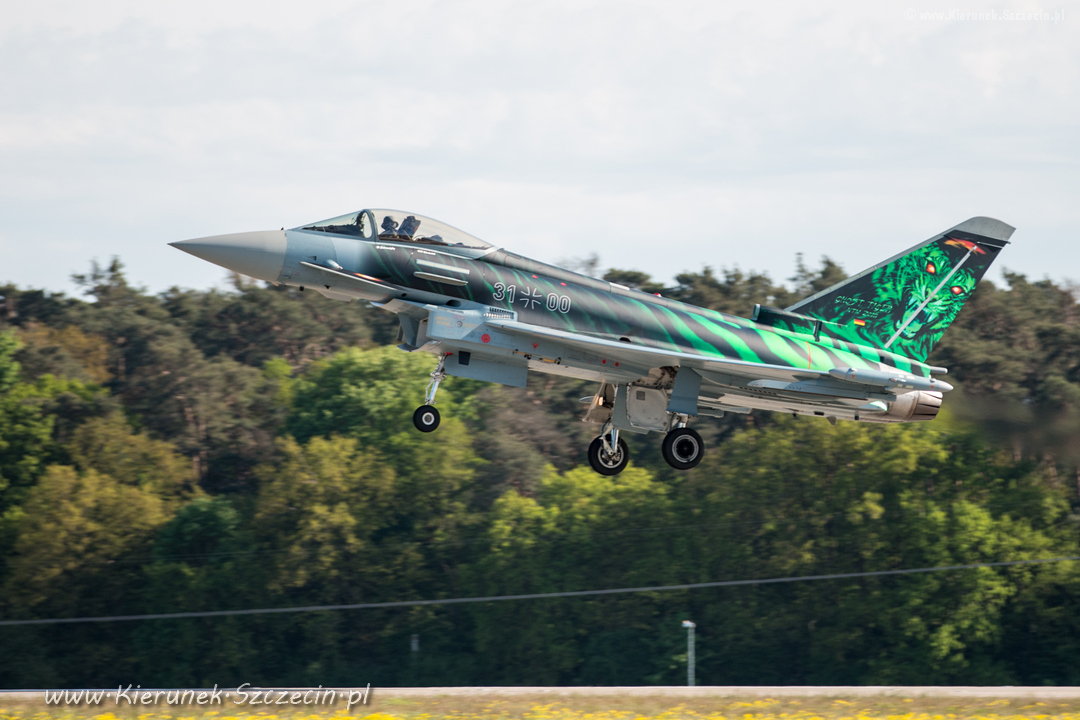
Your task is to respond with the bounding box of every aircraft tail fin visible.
[785,217,1014,362]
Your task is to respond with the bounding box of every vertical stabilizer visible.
[786,217,1013,362]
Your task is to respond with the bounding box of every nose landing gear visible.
[413,354,447,433]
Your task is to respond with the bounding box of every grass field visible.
[3,694,1080,720]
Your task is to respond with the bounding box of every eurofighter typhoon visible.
[170,211,1012,476]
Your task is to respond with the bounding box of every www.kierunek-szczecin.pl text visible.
[44,684,372,709]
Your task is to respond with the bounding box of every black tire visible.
[588,436,630,476]
[662,427,705,470]
[413,405,441,433]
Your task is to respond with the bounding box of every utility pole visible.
[681,620,696,687]
[409,634,419,684]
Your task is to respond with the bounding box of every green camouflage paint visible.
[790,234,1006,362]
[355,233,1004,379]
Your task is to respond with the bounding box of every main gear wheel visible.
[588,435,630,476]
[662,427,705,470]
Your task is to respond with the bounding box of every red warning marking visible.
[481,334,491,344]
[601,359,607,364]
[615,362,620,367]
[532,343,539,349]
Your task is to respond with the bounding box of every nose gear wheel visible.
[413,404,441,432]
[662,427,704,470]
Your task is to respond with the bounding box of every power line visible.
[1,555,1076,628]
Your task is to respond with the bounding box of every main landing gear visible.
[415,366,706,475]
[659,414,705,470]
[412,354,446,433]
[587,420,705,476]
[588,425,630,476]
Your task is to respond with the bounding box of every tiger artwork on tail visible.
[791,235,1002,363]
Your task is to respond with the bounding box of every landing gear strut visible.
[413,354,447,433]
[588,423,630,476]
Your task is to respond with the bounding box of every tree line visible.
[0,257,1078,687]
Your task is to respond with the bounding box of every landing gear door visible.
[583,383,616,425]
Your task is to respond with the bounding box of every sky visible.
[0,0,1077,298]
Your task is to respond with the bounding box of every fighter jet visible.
[170,210,1012,476]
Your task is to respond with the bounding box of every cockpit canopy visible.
[298,209,493,251]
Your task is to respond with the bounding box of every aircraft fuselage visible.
[269,225,947,425]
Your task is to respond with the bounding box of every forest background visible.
[1,253,1079,688]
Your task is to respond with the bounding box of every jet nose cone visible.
[170,230,287,283]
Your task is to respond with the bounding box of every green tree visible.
[467,464,678,684]
[57,260,286,491]
[254,436,397,598]
[14,325,113,384]
[0,368,107,517]
[467,375,599,503]
[120,336,282,489]
[4,253,1080,689]
[789,253,847,298]
[286,346,479,485]
[0,331,20,393]
[666,266,794,315]
[136,496,264,687]
[0,414,196,687]
[0,349,55,514]
[677,417,1075,684]
[67,416,197,501]
[602,256,845,317]
[602,269,666,295]
[4,465,172,613]
[248,433,476,686]
[161,279,394,369]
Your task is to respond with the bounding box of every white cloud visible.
[0,0,1077,297]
